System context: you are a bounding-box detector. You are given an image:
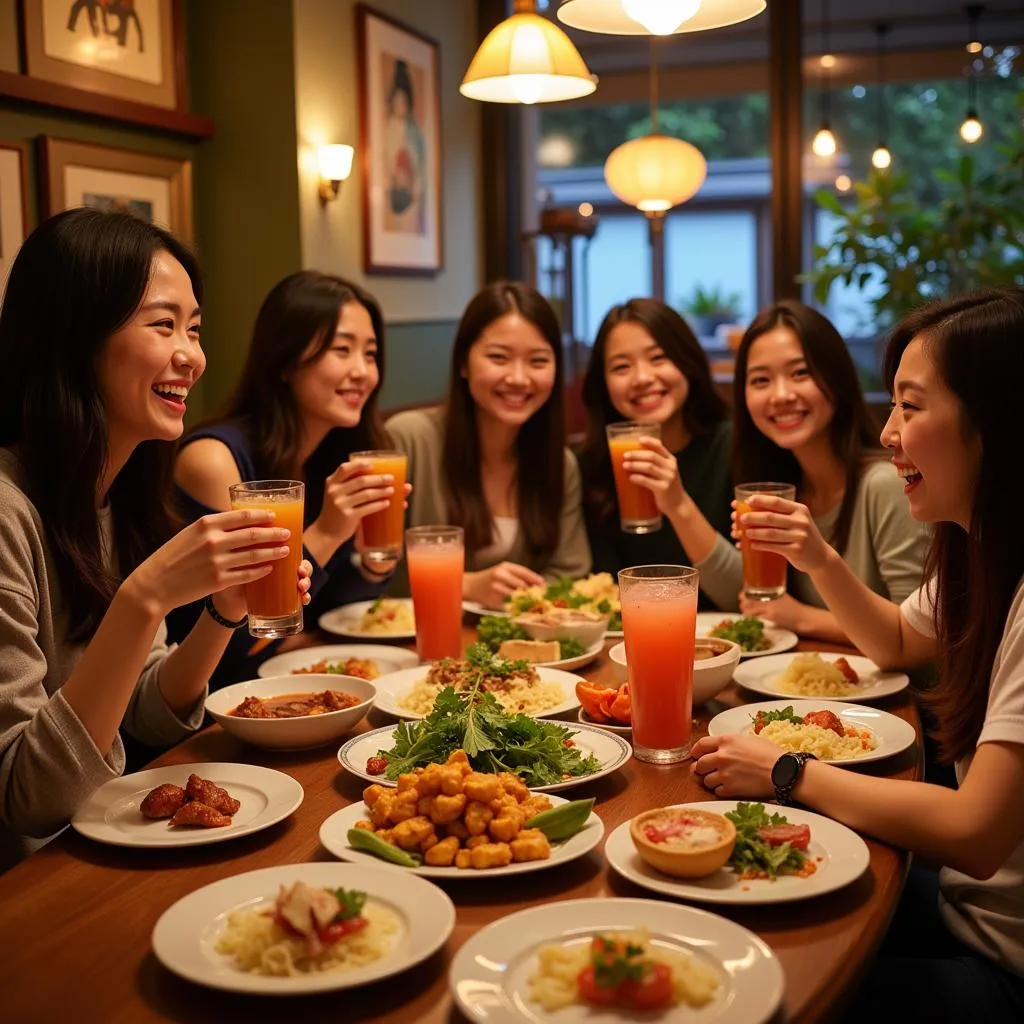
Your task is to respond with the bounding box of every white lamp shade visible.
[317,144,354,181]
[460,12,596,103]
[604,134,707,212]
[558,0,766,35]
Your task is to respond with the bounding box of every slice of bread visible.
[498,639,561,663]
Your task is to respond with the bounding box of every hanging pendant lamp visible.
[959,5,985,142]
[811,0,838,157]
[557,0,766,36]
[871,24,892,170]
[460,0,596,104]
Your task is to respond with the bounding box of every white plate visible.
[448,897,784,1024]
[71,763,303,848]
[257,644,420,678]
[527,639,604,672]
[577,707,631,735]
[318,600,416,640]
[696,612,799,659]
[606,801,870,905]
[338,721,632,794]
[370,665,584,720]
[734,652,910,702]
[152,862,454,994]
[708,699,917,765]
[463,600,509,618]
[319,795,604,878]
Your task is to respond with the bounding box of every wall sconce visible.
[317,144,354,202]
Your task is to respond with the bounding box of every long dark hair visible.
[441,281,565,565]
[733,300,878,555]
[884,288,1024,763]
[579,297,729,526]
[0,207,200,641]
[212,272,387,512]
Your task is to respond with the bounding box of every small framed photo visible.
[357,4,443,276]
[0,141,31,288]
[39,136,193,244]
[19,0,184,111]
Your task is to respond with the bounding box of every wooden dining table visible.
[0,623,921,1023]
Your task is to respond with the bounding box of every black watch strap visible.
[204,595,248,630]
[772,751,816,806]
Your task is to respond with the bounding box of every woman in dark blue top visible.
[168,271,406,686]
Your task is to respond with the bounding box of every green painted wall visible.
[382,319,457,411]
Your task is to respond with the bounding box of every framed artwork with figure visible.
[357,4,443,276]
[38,136,193,244]
[19,0,184,110]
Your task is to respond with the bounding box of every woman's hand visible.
[736,494,833,574]
[126,510,292,617]
[211,558,315,623]
[622,437,688,516]
[690,733,781,800]
[312,460,405,548]
[464,562,544,609]
[738,593,809,634]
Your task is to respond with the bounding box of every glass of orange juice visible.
[606,421,663,534]
[618,564,699,764]
[228,480,305,638]
[735,482,797,601]
[406,525,464,662]
[350,449,408,566]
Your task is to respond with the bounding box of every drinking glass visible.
[735,482,797,601]
[228,480,305,638]
[350,450,408,565]
[606,421,663,534]
[406,525,465,661]
[618,564,699,764]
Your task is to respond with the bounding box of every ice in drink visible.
[606,422,663,534]
[735,483,796,601]
[351,450,407,564]
[406,526,464,661]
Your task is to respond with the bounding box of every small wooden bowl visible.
[629,806,736,879]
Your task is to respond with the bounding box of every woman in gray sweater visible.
[0,209,309,869]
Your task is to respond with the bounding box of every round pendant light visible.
[557,0,766,36]
[604,134,707,212]
[460,3,596,104]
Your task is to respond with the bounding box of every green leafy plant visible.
[680,283,742,318]
[805,95,1024,329]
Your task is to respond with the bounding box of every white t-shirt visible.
[474,516,518,567]
[901,579,1024,976]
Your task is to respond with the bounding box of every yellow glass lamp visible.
[557,0,766,35]
[604,135,706,213]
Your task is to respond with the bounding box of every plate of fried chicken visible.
[71,762,304,848]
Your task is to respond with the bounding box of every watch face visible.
[772,753,800,789]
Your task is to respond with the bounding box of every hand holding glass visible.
[350,449,407,566]
[735,482,797,601]
[607,421,663,534]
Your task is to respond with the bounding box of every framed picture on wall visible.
[357,4,443,276]
[38,137,193,244]
[0,141,31,289]
[19,0,185,111]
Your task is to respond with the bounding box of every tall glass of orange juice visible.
[350,450,407,566]
[618,565,699,763]
[606,422,662,534]
[406,525,464,661]
[228,480,304,638]
[735,482,797,601]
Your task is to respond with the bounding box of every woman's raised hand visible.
[312,459,406,547]
[464,561,545,609]
[622,436,687,516]
[735,494,833,574]
[125,509,293,617]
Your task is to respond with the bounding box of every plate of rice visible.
[733,652,909,702]
[708,699,917,765]
[318,599,416,640]
[371,661,582,720]
[151,862,455,994]
[257,645,420,679]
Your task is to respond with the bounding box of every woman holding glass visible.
[578,298,733,609]
[0,210,311,869]
[170,271,409,683]
[387,281,591,610]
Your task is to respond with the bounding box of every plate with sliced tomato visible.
[575,680,631,733]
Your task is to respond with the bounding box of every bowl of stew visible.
[205,674,376,750]
[608,637,740,705]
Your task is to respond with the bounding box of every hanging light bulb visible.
[558,0,766,35]
[835,174,853,192]
[460,0,596,104]
[871,24,892,171]
[960,112,984,143]
[872,145,892,169]
[812,127,837,157]
[958,6,985,142]
[811,0,840,158]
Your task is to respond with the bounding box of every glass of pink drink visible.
[618,564,699,764]
[406,525,465,662]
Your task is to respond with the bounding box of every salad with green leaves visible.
[477,615,586,660]
[708,617,772,652]
[503,575,622,631]
[724,802,812,880]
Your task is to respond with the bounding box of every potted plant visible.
[680,284,743,338]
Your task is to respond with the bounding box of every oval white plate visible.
[606,800,870,905]
[371,665,584,720]
[257,644,420,678]
[319,795,604,878]
[152,862,454,994]
[528,639,604,672]
[708,699,917,766]
[318,600,416,640]
[695,612,799,659]
[448,897,784,1024]
[577,707,631,735]
[733,652,910,702]
[71,763,303,848]
[463,600,509,618]
[338,721,632,794]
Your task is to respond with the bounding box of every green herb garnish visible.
[725,802,807,879]
[709,616,771,652]
[330,887,367,920]
[477,615,530,652]
[751,706,802,730]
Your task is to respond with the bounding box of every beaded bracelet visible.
[204,595,248,630]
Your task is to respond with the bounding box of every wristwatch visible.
[771,752,816,806]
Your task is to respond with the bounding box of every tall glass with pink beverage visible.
[618,564,699,764]
[406,525,464,661]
